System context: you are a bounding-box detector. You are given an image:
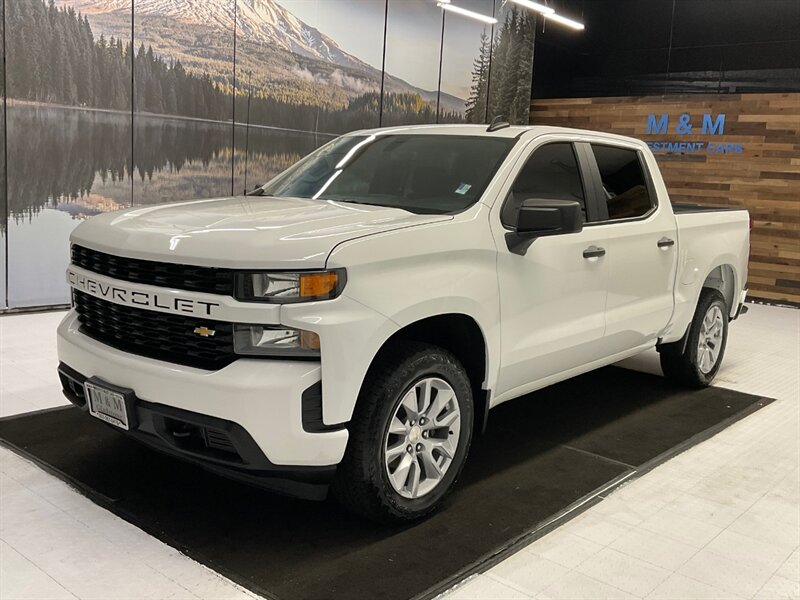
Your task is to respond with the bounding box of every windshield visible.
[258,134,515,214]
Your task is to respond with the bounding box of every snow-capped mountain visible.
[59,0,374,73]
[237,0,373,72]
[56,0,466,112]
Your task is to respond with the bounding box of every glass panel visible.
[133,0,235,206]
[487,0,535,125]
[232,0,384,194]
[5,0,133,307]
[383,0,442,126]
[590,145,653,220]
[502,143,585,226]
[439,0,494,124]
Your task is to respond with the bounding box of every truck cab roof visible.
[346,123,646,148]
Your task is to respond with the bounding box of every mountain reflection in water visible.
[1,103,327,307]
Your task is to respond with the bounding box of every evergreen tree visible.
[511,11,535,124]
[486,5,535,125]
[497,8,521,120]
[465,29,491,124]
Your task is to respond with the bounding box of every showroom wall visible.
[531,0,800,99]
[529,0,800,305]
[0,0,534,310]
[531,93,800,305]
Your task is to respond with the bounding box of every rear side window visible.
[501,143,586,227]
[590,145,653,220]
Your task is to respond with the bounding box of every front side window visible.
[590,145,653,221]
[501,142,585,227]
[259,134,515,215]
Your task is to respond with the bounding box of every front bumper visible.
[58,363,334,499]
[57,311,349,491]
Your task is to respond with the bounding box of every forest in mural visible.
[467,8,536,125]
[6,0,534,131]
[6,0,133,110]
[5,0,465,130]
[0,0,535,308]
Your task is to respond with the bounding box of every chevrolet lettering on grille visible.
[67,269,221,317]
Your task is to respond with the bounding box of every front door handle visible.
[657,237,675,249]
[583,246,606,259]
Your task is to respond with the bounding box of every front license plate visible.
[85,382,130,430]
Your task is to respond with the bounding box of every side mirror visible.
[516,199,583,238]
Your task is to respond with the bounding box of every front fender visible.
[304,210,500,425]
[281,295,400,426]
[387,297,499,391]
[282,295,498,427]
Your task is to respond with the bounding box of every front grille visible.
[72,245,235,296]
[74,291,235,370]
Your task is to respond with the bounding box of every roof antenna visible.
[487,115,510,132]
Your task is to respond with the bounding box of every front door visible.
[491,139,611,401]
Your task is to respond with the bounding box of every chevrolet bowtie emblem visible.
[193,326,216,337]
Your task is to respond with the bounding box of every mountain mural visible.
[61,0,372,69]
[3,0,536,308]
[55,0,465,114]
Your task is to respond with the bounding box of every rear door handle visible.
[657,237,675,249]
[583,246,606,259]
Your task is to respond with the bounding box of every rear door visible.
[581,142,678,353]
[490,137,610,400]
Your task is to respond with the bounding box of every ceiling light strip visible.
[508,0,555,15]
[544,12,585,30]
[437,2,498,24]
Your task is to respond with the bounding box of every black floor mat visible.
[0,367,769,600]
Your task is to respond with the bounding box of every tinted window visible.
[501,143,585,227]
[260,134,514,215]
[590,145,653,220]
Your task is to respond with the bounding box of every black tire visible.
[332,341,474,523]
[659,289,729,388]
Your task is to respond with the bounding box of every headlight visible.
[235,270,345,303]
[233,324,320,358]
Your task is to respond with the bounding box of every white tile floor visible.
[447,303,800,600]
[1,304,798,600]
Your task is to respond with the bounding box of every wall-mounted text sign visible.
[644,113,743,155]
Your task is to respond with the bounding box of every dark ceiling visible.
[531,0,800,98]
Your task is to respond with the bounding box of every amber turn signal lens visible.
[300,272,339,299]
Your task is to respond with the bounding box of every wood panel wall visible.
[530,93,800,305]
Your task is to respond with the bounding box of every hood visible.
[70,196,451,268]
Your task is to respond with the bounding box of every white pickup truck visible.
[57,124,750,521]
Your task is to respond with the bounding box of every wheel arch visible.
[661,263,738,354]
[366,313,491,433]
[701,263,738,316]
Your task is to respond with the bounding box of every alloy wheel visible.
[697,304,724,374]
[383,377,461,499]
